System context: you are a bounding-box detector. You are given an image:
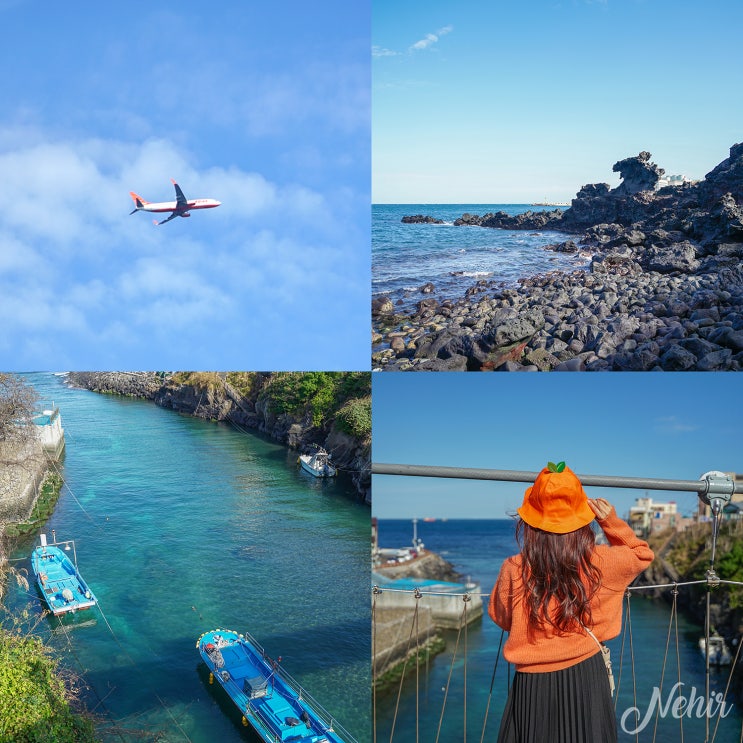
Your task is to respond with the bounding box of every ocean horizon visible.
[372,203,585,316]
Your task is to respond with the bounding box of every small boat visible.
[699,633,732,665]
[31,533,97,616]
[299,448,337,478]
[197,629,355,743]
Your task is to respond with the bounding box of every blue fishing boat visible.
[196,629,356,743]
[31,533,97,616]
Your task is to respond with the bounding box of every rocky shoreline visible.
[67,372,371,503]
[373,145,743,371]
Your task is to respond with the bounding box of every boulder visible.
[643,241,700,273]
[372,296,395,317]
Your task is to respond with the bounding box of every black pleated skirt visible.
[497,651,616,743]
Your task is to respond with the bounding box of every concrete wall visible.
[36,408,65,458]
[373,588,484,630]
[0,438,47,524]
[372,606,438,679]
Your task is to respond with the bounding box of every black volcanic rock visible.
[401,214,444,224]
[612,151,664,195]
[700,142,743,204]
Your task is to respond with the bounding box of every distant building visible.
[629,496,694,536]
[656,174,695,190]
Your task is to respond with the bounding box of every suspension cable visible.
[434,596,469,743]
[652,585,680,743]
[478,629,504,743]
[388,591,422,743]
[711,627,743,742]
[372,586,379,743]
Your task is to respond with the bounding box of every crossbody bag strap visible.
[582,625,615,697]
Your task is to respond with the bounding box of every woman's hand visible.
[587,498,614,521]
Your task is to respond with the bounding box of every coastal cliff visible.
[638,521,743,701]
[67,372,371,503]
[376,143,743,371]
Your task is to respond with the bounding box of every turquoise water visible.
[5,374,370,743]
[375,519,743,743]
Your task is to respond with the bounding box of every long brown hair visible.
[516,519,602,633]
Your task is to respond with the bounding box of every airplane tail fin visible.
[129,191,149,214]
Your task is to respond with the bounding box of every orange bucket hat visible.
[517,462,595,534]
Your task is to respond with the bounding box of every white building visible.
[629,496,692,535]
[656,174,694,190]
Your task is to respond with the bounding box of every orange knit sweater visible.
[488,509,654,673]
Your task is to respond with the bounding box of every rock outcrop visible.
[611,150,664,195]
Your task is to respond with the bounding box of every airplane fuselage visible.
[137,198,221,213]
[129,180,221,224]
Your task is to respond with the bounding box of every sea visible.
[372,203,588,316]
[3,373,370,743]
[375,519,743,743]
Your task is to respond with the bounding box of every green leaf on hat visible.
[547,461,566,473]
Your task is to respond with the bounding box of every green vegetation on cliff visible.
[665,520,743,609]
[336,395,372,439]
[226,372,371,437]
[0,626,97,743]
[169,371,223,392]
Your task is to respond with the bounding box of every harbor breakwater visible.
[373,143,743,371]
[373,547,481,682]
[66,372,371,503]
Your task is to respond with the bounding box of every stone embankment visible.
[0,439,48,526]
[67,372,370,503]
[374,144,743,371]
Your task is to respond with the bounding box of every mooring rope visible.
[94,601,193,742]
[53,615,128,743]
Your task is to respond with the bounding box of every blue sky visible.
[372,373,743,519]
[0,2,368,370]
[373,0,743,203]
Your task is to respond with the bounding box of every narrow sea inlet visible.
[5,373,370,742]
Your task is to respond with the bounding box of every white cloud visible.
[654,416,698,434]
[409,25,453,53]
[372,46,400,58]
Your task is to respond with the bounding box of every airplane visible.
[129,179,221,225]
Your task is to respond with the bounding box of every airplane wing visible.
[154,212,179,226]
[171,179,188,209]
